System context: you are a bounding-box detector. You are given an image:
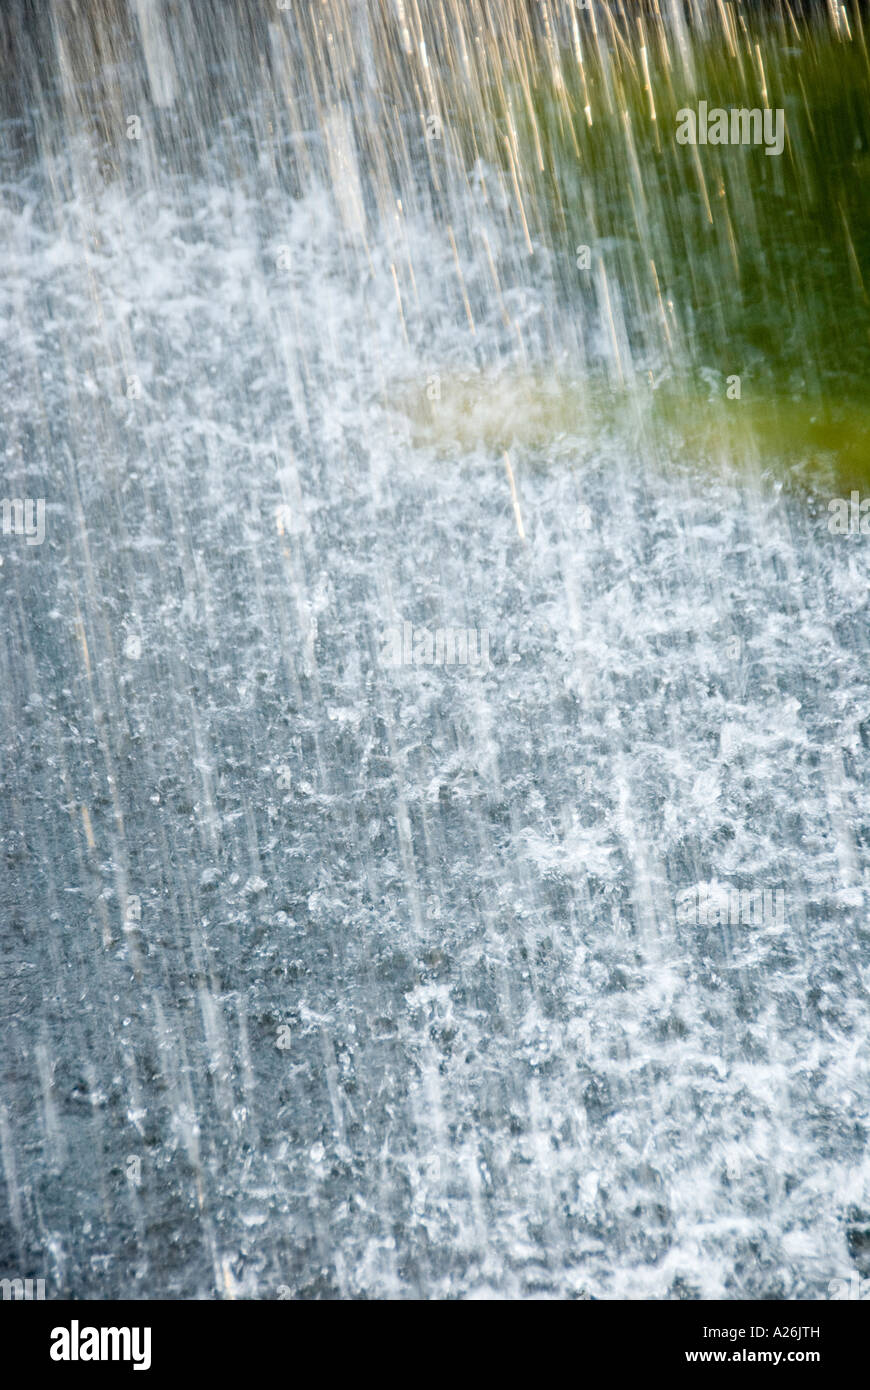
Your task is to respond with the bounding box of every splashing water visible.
[1,0,869,1300]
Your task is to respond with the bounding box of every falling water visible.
[1,0,869,1300]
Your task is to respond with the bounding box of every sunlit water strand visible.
[0,1,869,1299]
